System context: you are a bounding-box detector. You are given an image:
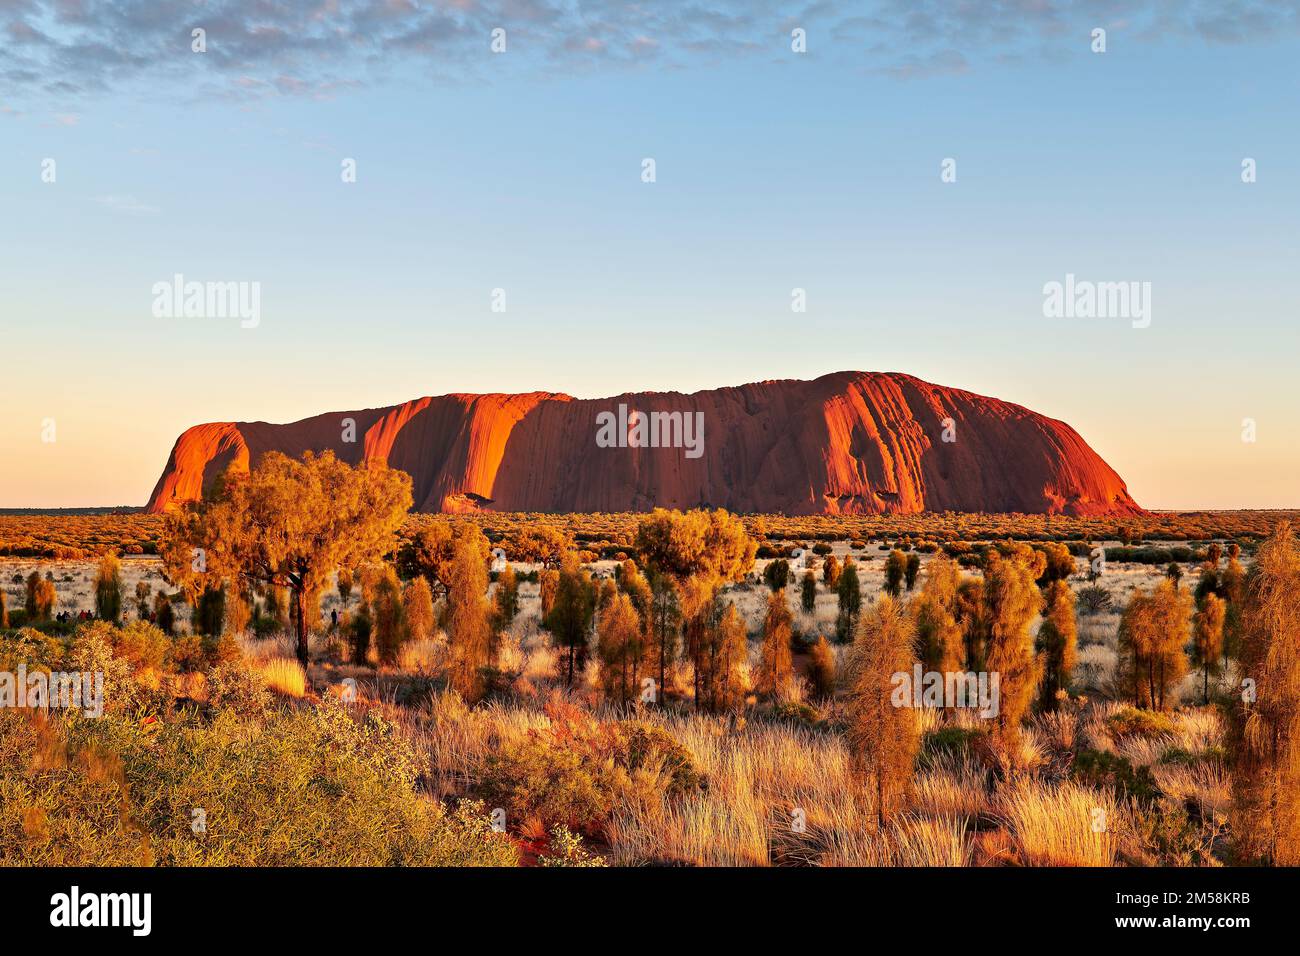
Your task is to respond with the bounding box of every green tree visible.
[1035,580,1077,711]
[763,558,790,592]
[835,558,862,642]
[800,569,817,613]
[544,552,595,687]
[494,564,519,626]
[160,450,411,665]
[904,552,921,592]
[883,550,907,597]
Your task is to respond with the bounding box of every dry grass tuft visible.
[997,781,1122,866]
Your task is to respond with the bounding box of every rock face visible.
[146,371,1142,516]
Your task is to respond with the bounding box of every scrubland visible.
[0,543,1249,868]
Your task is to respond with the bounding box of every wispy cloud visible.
[2,0,1297,104]
[95,193,159,215]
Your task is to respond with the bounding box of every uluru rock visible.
[146,371,1142,516]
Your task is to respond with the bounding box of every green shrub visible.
[0,704,517,866]
[1071,748,1160,803]
[1106,707,1177,739]
[919,726,987,769]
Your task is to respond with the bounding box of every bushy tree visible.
[160,450,412,665]
[1191,593,1226,705]
[1035,580,1077,711]
[800,570,817,613]
[0,587,6,628]
[349,604,373,666]
[446,535,494,700]
[883,550,907,597]
[1117,580,1191,711]
[539,568,560,619]
[134,580,151,619]
[634,508,755,708]
[25,571,55,621]
[1230,523,1300,865]
[954,577,987,670]
[544,552,595,686]
[835,558,862,642]
[763,558,790,592]
[911,553,964,676]
[92,553,123,623]
[982,549,1044,743]
[847,597,919,830]
[494,564,519,626]
[596,591,645,706]
[371,566,408,666]
[904,552,921,592]
[1219,555,1247,656]
[756,589,794,698]
[404,576,436,644]
[822,554,841,589]
[809,636,836,700]
[153,593,175,636]
[708,602,749,714]
[194,585,225,636]
[1037,542,1076,584]
[616,559,652,619]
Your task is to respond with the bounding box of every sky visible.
[1,0,1298,510]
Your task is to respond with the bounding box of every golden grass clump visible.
[997,781,1122,866]
[256,658,306,698]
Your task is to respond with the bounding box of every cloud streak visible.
[2,0,1297,104]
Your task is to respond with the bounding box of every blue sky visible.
[2,1,1298,508]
